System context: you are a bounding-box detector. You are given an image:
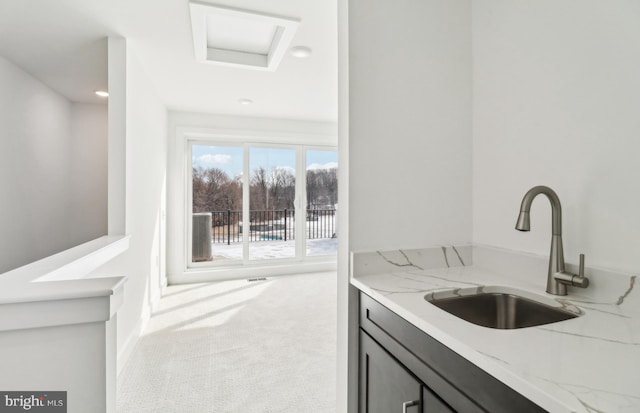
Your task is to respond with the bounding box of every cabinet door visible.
[360,330,421,413]
[423,386,455,413]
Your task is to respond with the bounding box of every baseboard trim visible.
[117,312,149,376]
[168,261,337,285]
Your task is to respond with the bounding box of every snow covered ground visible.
[210,238,337,261]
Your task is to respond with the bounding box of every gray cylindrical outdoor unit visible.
[192,213,213,262]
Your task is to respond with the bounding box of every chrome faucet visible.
[515,186,589,295]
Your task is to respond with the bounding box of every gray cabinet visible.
[358,292,547,413]
[360,330,453,413]
[422,386,454,413]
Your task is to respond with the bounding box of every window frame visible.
[184,135,338,273]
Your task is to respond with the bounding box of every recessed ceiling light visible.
[238,98,253,105]
[290,46,312,58]
[95,90,109,98]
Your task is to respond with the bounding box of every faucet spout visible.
[514,186,588,295]
[515,186,562,235]
[515,211,530,231]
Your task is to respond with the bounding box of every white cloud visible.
[306,162,338,171]
[196,153,232,166]
[273,165,295,174]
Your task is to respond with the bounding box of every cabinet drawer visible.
[359,292,546,413]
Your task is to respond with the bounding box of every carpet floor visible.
[117,272,337,413]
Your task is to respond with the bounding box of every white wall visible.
[98,40,168,370]
[336,0,351,410]
[343,1,472,411]
[108,37,127,236]
[348,0,473,252]
[123,45,167,321]
[0,56,107,274]
[472,0,640,273]
[0,320,114,413]
[71,103,108,242]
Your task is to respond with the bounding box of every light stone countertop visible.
[351,245,639,413]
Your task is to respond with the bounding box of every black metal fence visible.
[305,209,337,240]
[207,209,336,244]
[211,210,243,244]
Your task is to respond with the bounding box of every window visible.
[248,146,297,260]
[188,141,337,268]
[191,144,243,263]
[306,149,338,257]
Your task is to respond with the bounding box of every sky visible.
[192,145,337,178]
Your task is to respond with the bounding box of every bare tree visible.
[270,167,296,209]
[194,163,336,218]
[250,166,269,210]
[306,167,338,208]
[192,167,241,213]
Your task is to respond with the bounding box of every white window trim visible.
[170,125,338,283]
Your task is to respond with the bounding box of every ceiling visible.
[0,0,338,122]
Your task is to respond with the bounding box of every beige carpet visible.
[117,272,337,413]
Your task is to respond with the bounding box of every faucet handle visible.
[573,254,589,288]
[554,253,589,289]
[579,254,585,278]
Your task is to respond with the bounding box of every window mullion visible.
[295,147,306,259]
[242,143,250,263]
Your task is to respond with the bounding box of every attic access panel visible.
[189,1,300,71]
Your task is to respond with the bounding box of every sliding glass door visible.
[188,142,337,268]
[190,144,244,263]
[305,149,338,257]
[248,146,297,261]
